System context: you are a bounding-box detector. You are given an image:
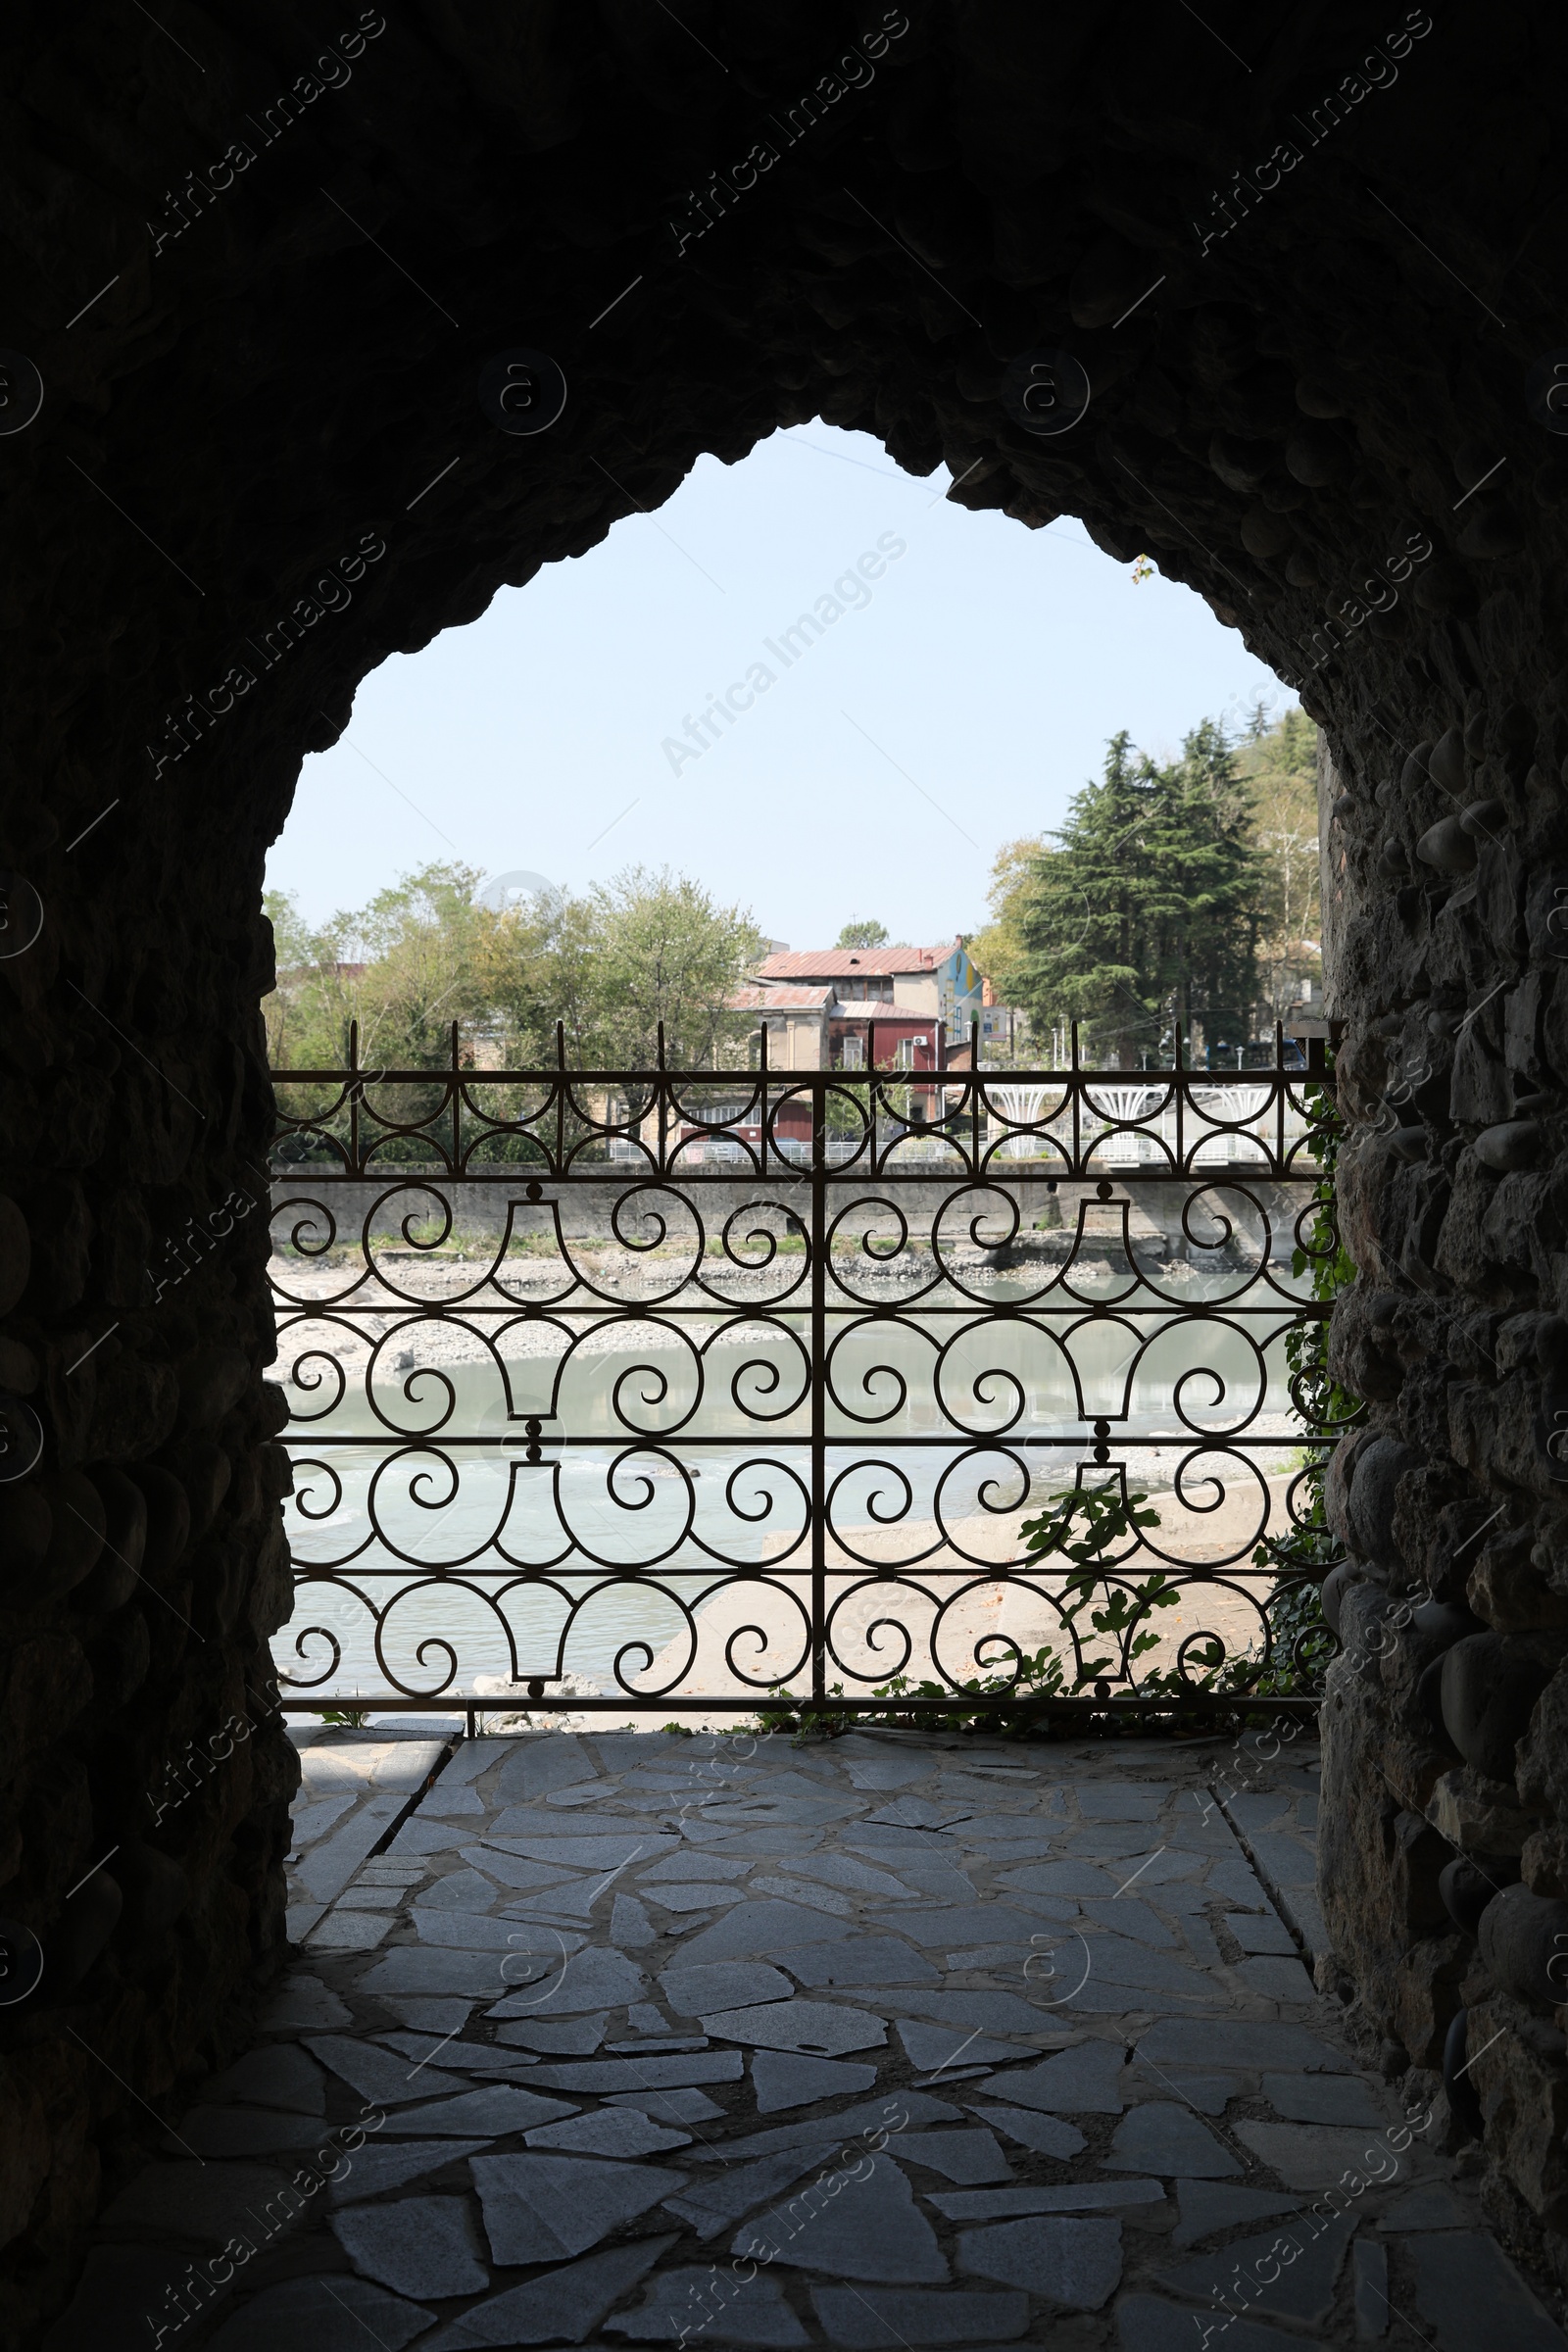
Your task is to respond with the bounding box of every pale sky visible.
[265,423,1286,948]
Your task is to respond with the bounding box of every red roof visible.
[730,983,834,1011]
[757,944,956,980]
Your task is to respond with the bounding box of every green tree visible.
[836,918,890,949]
[1235,703,1322,1024]
[997,722,1269,1065]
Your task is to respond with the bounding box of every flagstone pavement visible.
[42,1721,1568,2351]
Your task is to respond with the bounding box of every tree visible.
[266,862,765,1073]
[837,918,890,949]
[994,722,1270,1065]
[1236,704,1322,1022]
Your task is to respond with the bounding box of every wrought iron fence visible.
[266,1039,1341,1720]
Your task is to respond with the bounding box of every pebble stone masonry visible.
[5,0,1568,2339]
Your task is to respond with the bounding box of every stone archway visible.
[5,0,1568,2326]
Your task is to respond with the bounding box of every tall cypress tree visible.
[1010,722,1267,1065]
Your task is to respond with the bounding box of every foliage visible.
[973,707,1315,1063]
[836,918,891,948]
[750,1483,1183,1737]
[1247,1072,1357,1694]
[265,861,766,1076]
[1234,702,1323,1024]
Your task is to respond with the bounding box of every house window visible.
[840,1037,865,1069]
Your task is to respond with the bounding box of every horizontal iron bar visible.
[277,1432,1325,1446]
[275,1690,1321,1719]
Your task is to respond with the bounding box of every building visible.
[742,940,984,1070]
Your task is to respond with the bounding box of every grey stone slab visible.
[608,2086,726,2122]
[290,1791,358,1845]
[898,2022,1027,2073]
[1245,1830,1317,1888]
[493,1734,596,1801]
[332,1886,404,1913]
[779,1852,916,1897]
[1377,2182,1472,2231]
[969,2103,1087,2160]
[663,2148,841,2238]
[1180,1918,1225,1969]
[488,1944,647,2014]
[662,1961,794,2017]
[394,2085,581,2135]
[733,2153,948,2281]
[1115,2293,1305,2351]
[204,2278,435,2352]
[377,2034,540,2078]
[996,1860,1119,1898]
[752,2052,879,2114]
[444,1738,514,1786]
[1224,1792,1292,1831]
[1406,2231,1568,2352]
[331,2194,488,2298]
[390,1817,472,1856]
[495,2013,609,2053]
[1263,2073,1381,2126]
[675,1899,856,1964]
[525,2107,691,2156]
[1169,2181,1304,2249]
[209,2043,326,2114]
[301,1738,449,1795]
[1138,2021,1348,2072]
[361,1946,528,1998]
[424,1783,487,1815]
[702,1999,885,2056]
[460,1845,582,1890]
[1235,1955,1318,2001]
[881,1857,974,1893]
[706,1826,826,1856]
[781,1936,939,1988]
[890,1988,1062,2037]
[607,2266,809,2345]
[753,1874,857,1916]
[487,1826,680,1865]
[1206,1856,1276,1905]
[684,2090,960,2166]
[163,2106,335,2159]
[809,2285,1028,2347]
[606,1890,658,1947]
[1225,1911,1297,1955]
[526,2051,745,2092]
[1162,2210,1356,2328]
[1234,2121,1426,2191]
[645,1881,750,1913]
[1080,1898,1176,1948]
[936,2181,1163,2218]
[417,1868,508,1913]
[1130,2072,1238,2117]
[958,2216,1122,2306]
[328,2139,491,2205]
[642,1852,752,1881]
[308,1909,397,1950]
[415,1907,586,1952]
[305,2034,471,2108]
[895,2130,1012,2184]
[1105,2101,1241,2177]
[259,1972,353,2033]
[1073,1934,1219,1999]
[295,1791,411,1903]
[866,1797,974,1828]
[992,2040,1128,2114]
[98,2159,301,2241]
[426,2236,677,2348]
[844,1828,953,1856]
[879,1903,1057,1947]
[1076,1787,1168,1819]
[473,2150,686,2262]
[840,1753,933,1789]
[1354,2237,1389,2339]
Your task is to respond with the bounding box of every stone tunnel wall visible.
[5,0,1568,2332]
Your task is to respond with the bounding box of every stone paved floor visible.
[44,1724,1568,2351]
